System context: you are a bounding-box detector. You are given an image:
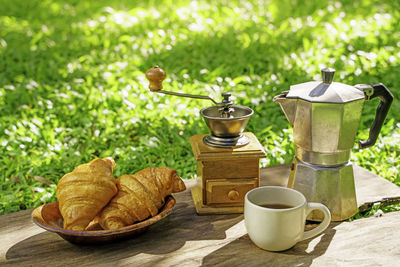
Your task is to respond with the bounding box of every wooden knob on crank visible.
[145,66,166,91]
[228,190,240,201]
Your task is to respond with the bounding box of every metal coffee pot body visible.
[273,68,393,221]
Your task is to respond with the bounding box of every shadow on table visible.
[5,180,339,266]
[201,223,338,267]
[5,200,244,265]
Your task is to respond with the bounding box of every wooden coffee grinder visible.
[146,66,265,214]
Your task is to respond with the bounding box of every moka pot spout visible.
[273,92,296,127]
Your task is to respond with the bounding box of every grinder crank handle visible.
[145,66,218,104]
[356,83,393,149]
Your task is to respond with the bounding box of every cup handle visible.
[301,203,331,241]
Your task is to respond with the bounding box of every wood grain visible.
[31,197,176,244]
[201,160,259,179]
[206,179,257,205]
[1,165,400,266]
[190,132,264,213]
[191,185,245,214]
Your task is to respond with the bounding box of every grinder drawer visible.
[206,179,258,205]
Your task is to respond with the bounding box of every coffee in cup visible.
[244,186,331,251]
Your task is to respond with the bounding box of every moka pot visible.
[273,68,393,221]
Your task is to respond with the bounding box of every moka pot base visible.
[288,158,358,221]
[190,132,266,215]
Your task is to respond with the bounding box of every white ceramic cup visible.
[244,186,331,251]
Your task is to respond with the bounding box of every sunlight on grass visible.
[0,0,399,214]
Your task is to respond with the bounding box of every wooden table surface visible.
[1,165,400,266]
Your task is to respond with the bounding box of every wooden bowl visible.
[31,195,176,244]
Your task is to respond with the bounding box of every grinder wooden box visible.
[190,132,266,214]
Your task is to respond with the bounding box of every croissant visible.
[56,157,118,231]
[99,167,186,230]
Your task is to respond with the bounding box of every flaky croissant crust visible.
[56,157,118,231]
[99,166,186,230]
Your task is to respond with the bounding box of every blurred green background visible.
[0,0,399,215]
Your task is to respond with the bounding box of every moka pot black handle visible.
[358,83,393,149]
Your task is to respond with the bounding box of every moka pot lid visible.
[286,68,365,103]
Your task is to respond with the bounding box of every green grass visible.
[0,0,399,215]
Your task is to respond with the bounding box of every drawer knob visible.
[228,190,240,200]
